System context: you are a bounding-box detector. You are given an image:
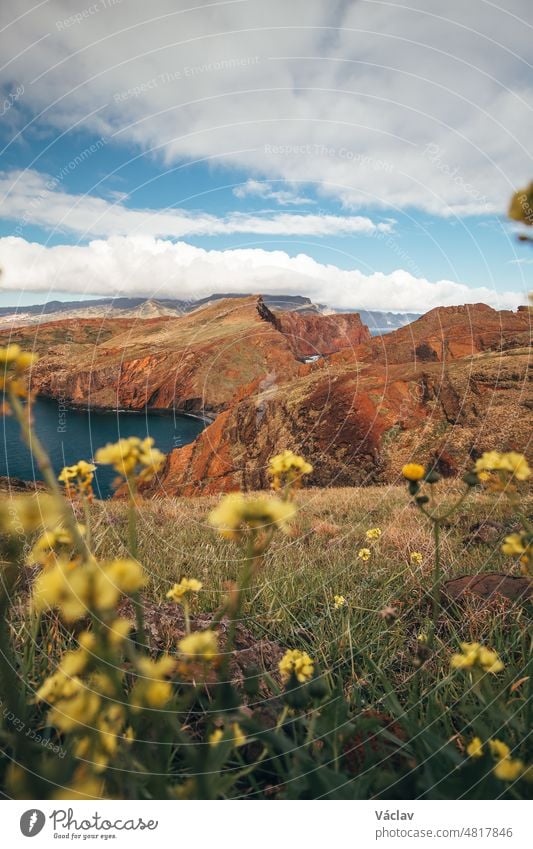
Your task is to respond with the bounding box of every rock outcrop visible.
[142,303,532,496]
[361,303,531,364]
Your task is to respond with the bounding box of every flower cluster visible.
[474,451,531,482]
[333,594,346,609]
[130,656,176,710]
[178,629,218,662]
[208,493,295,541]
[35,625,134,770]
[209,723,246,748]
[279,648,314,683]
[365,527,382,541]
[32,557,146,622]
[0,344,37,400]
[95,436,165,482]
[166,577,203,603]
[410,551,423,566]
[450,642,504,674]
[27,524,85,567]
[0,493,62,536]
[58,460,96,499]
[466,737,528,782]
[501,531,532,576]
[267,450,313,495]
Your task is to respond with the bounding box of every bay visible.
[0,397,205,498]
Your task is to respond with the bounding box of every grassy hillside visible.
[93,486,525,657]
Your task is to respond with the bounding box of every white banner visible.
[3,800,530,848]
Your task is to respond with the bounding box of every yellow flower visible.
[487,739,525,781]
[279,648,314,683]
[402,463,425,481]
[91,567,122,611]
[138,655,176,679]
[95,436,165,482]
[131,655,176,709]
[450,642,504,674]
[267,450,313,492]
[333,594,346,609]
[365,527,382,541]
[475,451,531,481]
[58,460,96,497]
[466,737,484,758]
[36,670,71,704]
[209,728,224,746]
[477,646,505,673]
[48,681,101,733]
[493,758,525,781]
[32,557,143,621]
[0,344,23,364]
[103,558,146,594]
[268,450,313,476]
[0,345,37,398]
[209,722,246,748]
[166,577,203,603]
[78,631,96,651]
[32,561,92,622]
[358,548,371,561]
[501,533,531,568]
[231,722,247,748]
[178,630,218,661]
[489,739,510,760]
[27,525,85,567]
[106,618,132,647]
[59,648,89,677]
[501,533,525,556]
[0,493,62,535]
[410,551,423,565]
[208,493,295,539]
[143,680,173,708]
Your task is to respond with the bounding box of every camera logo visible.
[20,810,46,837]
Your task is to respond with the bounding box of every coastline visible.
[33,394,216,425]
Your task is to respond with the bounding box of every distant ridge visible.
[0,294,421,334]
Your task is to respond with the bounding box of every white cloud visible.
[0,169,390,237]
[1,0,532,216]
[0,235,524,312]
[233,179,313,206]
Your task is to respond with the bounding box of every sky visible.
[0,0,532,312]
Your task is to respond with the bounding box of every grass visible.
[79,484,528,685]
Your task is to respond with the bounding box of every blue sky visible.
[0,0,532,311]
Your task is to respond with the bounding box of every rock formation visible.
[2,297,530,497]
[142,302,532,496]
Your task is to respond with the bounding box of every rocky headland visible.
[1,296,530,496]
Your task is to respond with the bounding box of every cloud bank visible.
[2,0,532,216]
[0,169,390,238]
[0,235,523,312]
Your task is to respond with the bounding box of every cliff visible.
[142,303,532,496]
[361,303,531,364]
[1,295,369,416]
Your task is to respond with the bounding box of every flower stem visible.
[126,476,146,650]
[429,518,441,649]
[8,391,90,560]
